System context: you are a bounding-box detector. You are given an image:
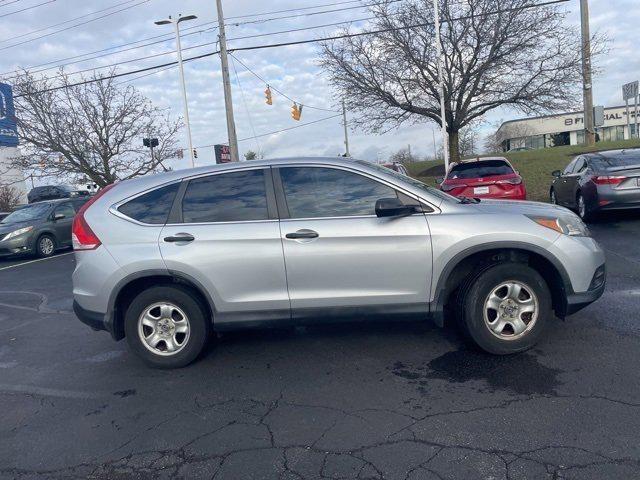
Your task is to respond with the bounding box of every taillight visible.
[593,175,626,185]
[72,184,115,251]
[497,176,522,185]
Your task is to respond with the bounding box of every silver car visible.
[72,158,606,368]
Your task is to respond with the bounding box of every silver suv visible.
[72,158,606,368]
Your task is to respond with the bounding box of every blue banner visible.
[0,83,18,147]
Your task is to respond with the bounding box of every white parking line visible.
[0,252,74,272]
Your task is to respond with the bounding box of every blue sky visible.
[0,0,638,167]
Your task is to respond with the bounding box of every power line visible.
[230,56,261,155]
[0,0,150,52]
[230,53,338,113]
[0,0,23,9]
[224,0,376,20]
[0,0,54,18]
[14,0,572,96]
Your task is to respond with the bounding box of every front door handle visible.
[164,233,195,243]
[285,229,319,239]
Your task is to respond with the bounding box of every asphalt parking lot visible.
[1,213,640,480]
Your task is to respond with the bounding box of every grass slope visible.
[406,139,640,202]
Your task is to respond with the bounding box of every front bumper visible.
[563,264,606,315]
[0,235,33,257]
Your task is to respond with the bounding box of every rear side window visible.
[280,167,397,218]
[448,160,514,179]
[181,169,269,223]
[118,183,180,224]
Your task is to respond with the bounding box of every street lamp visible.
[155,14,198,168]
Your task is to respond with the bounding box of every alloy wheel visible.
[39,237,55,256]
[483,281,539,340]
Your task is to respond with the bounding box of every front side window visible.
[182,169,269,223]
[53,203,75,219]
[280,167,397,218]
[563,158,578,175]
[118,183,180,225]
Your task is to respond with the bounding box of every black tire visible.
[36,234,56,258]
[124,285,211,368]
[459,263,552,355]
[576,193,593,222]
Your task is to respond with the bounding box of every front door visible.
[51,202,75,246]
[159,168,290,326]
[275,165,433,320]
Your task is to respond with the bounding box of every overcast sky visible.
[1,0,638,168]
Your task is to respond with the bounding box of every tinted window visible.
[53,203,75,219]
[182,169,268,223]
[280,167,397,218]
[118,183,180,224]
[563,158,578,175]
[590,152,640,170]
[574,158,587,174]
[448,160,514,179]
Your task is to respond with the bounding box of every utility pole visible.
[215,0,239,162]
[155,14,198,168]
[342,99,350,157]
[432,0,449,171]
[580,0,596,146]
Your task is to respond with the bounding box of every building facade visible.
[496,105,639,152]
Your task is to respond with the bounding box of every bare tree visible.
[321,0,603,162]
[389,146,420,164]
[11,70,182,187]
[0,185,21,211]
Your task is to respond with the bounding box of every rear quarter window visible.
[117,183,180,224]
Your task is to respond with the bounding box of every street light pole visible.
[580,0,596,146]
[155,14,198,168]
[432,0,449,171]
[215,0,240,163]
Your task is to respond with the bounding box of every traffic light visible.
[193,148,198,159]
[291,102,302,121]
[264,85,272,105]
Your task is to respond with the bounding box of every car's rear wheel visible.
[124,286,211,368]
[36,234,56,258]
[459,263,551,355]
[577,193,593,222]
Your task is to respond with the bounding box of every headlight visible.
[526,215,590,237]
[2,226,34,241]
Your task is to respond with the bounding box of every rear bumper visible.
[73,300,117,338]
[595,185,640,211]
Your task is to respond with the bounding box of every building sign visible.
[214,144,231,163]
[0,83,18,148]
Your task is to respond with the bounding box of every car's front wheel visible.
[460,263,551,355]
[550,188,557,205]
[124,286,211,368]
[36,234,56,258]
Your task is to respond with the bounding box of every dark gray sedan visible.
[0,198,87,258]
[550,149,640,220]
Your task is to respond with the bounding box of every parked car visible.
[0,198,88,258]
[550,149,640,221]
[438,157,526,200]
[72,157,605,368]
[382,162,409,175]
[27,185,90,204]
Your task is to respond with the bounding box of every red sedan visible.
[439,157,527,200]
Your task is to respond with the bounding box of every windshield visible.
[1,203,51,224]
[356,160,458,204]
[448,160,514,179]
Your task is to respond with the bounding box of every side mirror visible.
[53,213,65,221]
[375,198,416,218]
[552,170,562,178]
[435,177,444,185]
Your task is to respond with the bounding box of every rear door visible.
[159,167,290,325]
[275,165,433,320]
[51,202,76,246]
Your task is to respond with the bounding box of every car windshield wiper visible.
[459,196,481,204]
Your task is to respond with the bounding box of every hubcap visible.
[40,237,54,255]
[483,281,539,341]
[578,196,586,218]
[138,302,190,356]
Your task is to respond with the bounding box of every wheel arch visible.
[107,270,216,341]
[431,242,572,327]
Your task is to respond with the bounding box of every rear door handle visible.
[285,229,319,239]
[164,233,195,243]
